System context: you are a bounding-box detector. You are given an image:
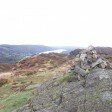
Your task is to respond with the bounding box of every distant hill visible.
[53,46,78,54]
[70,47,112,56]
[0,45,53,63]
[95,47,112,56]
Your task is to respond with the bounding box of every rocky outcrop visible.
[69,46,112,79]
[13,68,112,112]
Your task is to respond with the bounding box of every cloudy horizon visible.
[0,0,112,47]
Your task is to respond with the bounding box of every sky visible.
[0,0,112,47]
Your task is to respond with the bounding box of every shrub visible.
[0,78,8,87]
[59,74,70,84]
[25,72,34,76]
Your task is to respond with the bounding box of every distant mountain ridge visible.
[70,47,112,56]
[95,47,112,56]
[0,45,53,63]
[0,45,77,64]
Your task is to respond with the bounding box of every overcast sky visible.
[0,0,112,47]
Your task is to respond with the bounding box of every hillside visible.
[0,53,71,112]
[13,53,70,75]
[0,64,14,72]
[0,45,53,64]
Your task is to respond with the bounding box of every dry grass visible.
[0,70,56,112]
[0,76,14,87]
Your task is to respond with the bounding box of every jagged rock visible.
[92,58,103,68]
[80,53,87,61]
[74,66,87,77]
[87,45,94,51]
[80,61,91,70]
[100,63,106,69]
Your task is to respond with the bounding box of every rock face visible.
[14,46,112,112]
[14,68,112,112]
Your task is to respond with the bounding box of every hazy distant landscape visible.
[0,44,77,64]
[0,45,53,63]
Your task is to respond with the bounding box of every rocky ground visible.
[13,68,112,112]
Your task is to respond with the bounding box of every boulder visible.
[80,53,87,61]
[72,66,88,77]
[92,58,103,68]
